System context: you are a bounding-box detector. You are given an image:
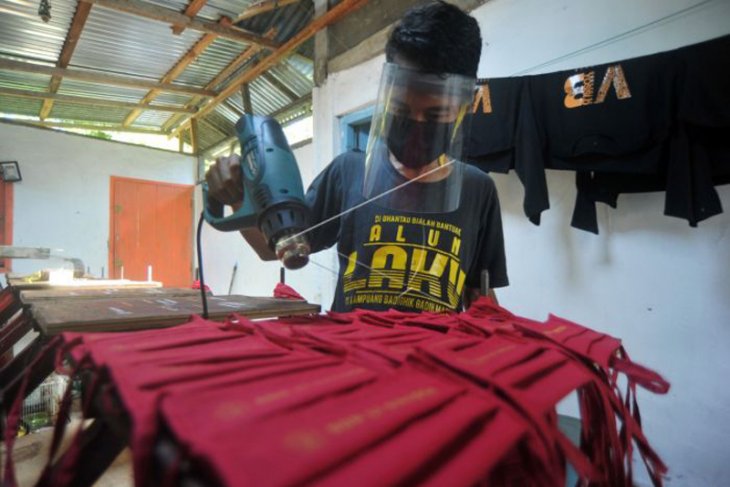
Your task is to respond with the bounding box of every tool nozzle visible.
[275,233,310,270]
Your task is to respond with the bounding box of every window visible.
[340,107,374,152]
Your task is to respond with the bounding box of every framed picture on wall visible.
[0,161,21,182]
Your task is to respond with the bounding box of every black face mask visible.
[386,115,452,169]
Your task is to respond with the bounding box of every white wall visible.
[0,122,196,278]
[310,1,730,486]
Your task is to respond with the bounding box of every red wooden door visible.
[110,177,193,287]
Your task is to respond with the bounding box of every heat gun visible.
[203,114,311,270]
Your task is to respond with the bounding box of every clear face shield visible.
[362,63,476,213]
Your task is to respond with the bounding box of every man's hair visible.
[385,1,482,78]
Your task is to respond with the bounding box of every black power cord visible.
[196,212,209,319]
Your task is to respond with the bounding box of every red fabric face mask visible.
[195,368,465,487]
[16,298,669,487]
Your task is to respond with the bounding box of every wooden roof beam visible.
[170,0,369,138]
[122,17,232,127]
[161,28,276,133]
[190,118,200,155]
[28,121,164,134]
[0,58,216,97]
[40,1,93,120]
[0,87,197,113]
[172,0,208,35]
[79,0,280,49]
[235,0,306,22]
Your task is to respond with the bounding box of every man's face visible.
[388,88,462,123]
[387,55,464,123]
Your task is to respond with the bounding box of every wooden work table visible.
[1,283,321,431]
[28,294,320,335]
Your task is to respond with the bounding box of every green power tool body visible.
[203,114,311,269]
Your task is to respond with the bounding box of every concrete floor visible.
[3,420,133,487]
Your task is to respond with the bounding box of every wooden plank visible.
[0,87,196,113]
[170,0,368,136]
[235,0,305,22]
[172,0,208,35]
[58,3,94,69]
[172,0,209,34]
[80,0,279,49]
[0,58,217,98]
[32,295,320,335]
[40,1,93,120]
[19,287,203,304]
[7,278,162,291]
[29,121,164,134]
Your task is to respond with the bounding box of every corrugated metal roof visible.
[250,76,290,114]
[58,78,150,103]
[143,0,255,23]
[153,91,196,106]
[213,102,241,124]
[238,1,314,44]
[202,111,233,135]
[269,61,313,96]
[0,70,52,92]
[200,0,255,21]
[277,101,312,125]
[0,0,323,152]
[0,0,76,63]
[70,6,204,79]
[132,108,181,128]
[48,102,130,124]
[0,96,43,117]
[183,111,232,149]
[175,37,246,88]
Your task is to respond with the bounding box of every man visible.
[206,1,508,312]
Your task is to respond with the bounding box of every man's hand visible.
[206,155,243,207]
[205,154,278,261]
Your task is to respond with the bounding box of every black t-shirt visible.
[465,77,524,173]
[530,51,678,173]
[305,151,509,313]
